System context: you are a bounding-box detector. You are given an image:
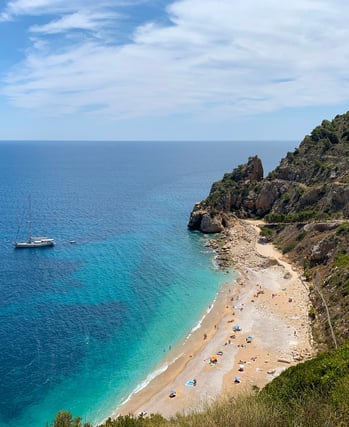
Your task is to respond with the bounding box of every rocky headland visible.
[188,111,349,349]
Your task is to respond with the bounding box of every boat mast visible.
[28,194,32,242]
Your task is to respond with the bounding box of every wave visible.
[186,294,217,338]
[119,352,184,409]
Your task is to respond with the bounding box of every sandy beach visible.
[115,219,314,418]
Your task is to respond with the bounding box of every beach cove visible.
[117,219,315,418]
[0,141,300,427]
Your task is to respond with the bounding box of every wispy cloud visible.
[0,0,143,21]
[1,0,84,20]
[2,0,349,121]
[29,11,119,34]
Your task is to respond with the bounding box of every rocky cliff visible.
[188,111,349,349]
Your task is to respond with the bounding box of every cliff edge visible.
[188,111,349,349]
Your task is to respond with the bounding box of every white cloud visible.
[0,0,140,20]
[3,0,110,18]
[29,11,119,34]
[2,0,349,122]
[1,0,79,20]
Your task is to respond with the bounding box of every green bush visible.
[46,411,92,427]
[282,242,297,254]
[48,342,349,427]
[260,226,274,239]
[265,213,286,223]
[261,341,349,408]
[296,231,306,241]
[308,305,316,320]
[336,222,349,236]
[265,210,328,224]
[334,254,349,268]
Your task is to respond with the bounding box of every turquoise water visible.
[0,140,296,426]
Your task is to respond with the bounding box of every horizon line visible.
[0,138,299,143]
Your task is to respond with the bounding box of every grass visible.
[48,342,349,427]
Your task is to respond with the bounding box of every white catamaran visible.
[13,196,55,248]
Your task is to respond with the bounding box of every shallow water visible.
[0,140,296,426]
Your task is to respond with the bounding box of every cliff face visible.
[189,112,349,231]
[188,111,349,349]
[188,155,265,232]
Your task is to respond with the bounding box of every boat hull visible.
[13,196,55,249]
[14,238,55,248]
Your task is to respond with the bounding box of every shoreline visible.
[116,286,229,408]
[113,219,314,419]
[112,278,236,418]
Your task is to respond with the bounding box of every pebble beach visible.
[116,219,314,418]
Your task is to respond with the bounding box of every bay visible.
[0,140,296,426]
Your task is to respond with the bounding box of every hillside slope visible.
[188,111,349,348]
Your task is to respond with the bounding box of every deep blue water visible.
[0,140,296,426]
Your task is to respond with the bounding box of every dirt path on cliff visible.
[244,219,300,282]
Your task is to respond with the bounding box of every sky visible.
[1,0,349,141]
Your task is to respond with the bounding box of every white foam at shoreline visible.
[187,275,236,339]
[112,274,237,420]
[188,298,215,335]
[118,352,184,409]
[114,290,221,416]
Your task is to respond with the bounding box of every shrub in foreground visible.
[48,341,349,427]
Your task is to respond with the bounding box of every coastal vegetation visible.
[188,110,349,349]
[50,111,349,425]
[48,342,349,426]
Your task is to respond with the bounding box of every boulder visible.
[188,208,224,233]
[310,237,336,265]
[200,214,224,233]
[187,207,205,231]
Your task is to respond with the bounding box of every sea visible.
[0,140,296,427]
